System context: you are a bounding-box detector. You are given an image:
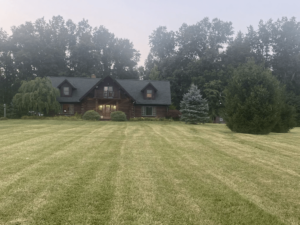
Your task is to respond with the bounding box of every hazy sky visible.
[0,0,299,66]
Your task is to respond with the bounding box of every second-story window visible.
[147,90,152,98]
[104,86,113,98]
[63,87,70,96]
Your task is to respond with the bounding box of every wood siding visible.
[134,105,168,118]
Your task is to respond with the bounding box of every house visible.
[48,76,171,119]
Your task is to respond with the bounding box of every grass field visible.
[0,120,299,225]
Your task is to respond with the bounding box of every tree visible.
[224,60,285,134]
[180,84,209,124]
[145,18,234,109]
[13,77,60,115]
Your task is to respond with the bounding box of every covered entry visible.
[98,104,116,119]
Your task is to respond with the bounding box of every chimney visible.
[91,74,96,78]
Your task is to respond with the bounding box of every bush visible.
[82,110,100,121]
[130,117,173,122]
[166,110,181,120]
[21,115,83,121]
[0,117,8,120]
[21,115,47,120]
[224,60,284,134]
[272,89,297,133]
[111,111,127,121]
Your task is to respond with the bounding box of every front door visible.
[101,105,116,118]
[105,105,111,118]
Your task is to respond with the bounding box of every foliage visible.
[0,117,8,120]
[0,103,20,118]
[111,111,127,121]
[130,117,173,122]
[180,84,209,124]
[82,110,100,121]
[12,77,60,115]
[224,61,284,134]
[272,89,297,132]
[21,115,82,121]
[166,110,181,120]
[0,16,140,107]
[145,18,233,109]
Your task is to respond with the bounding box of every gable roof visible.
[57,79,77,89]
[140,82,158,92]
[48,76,171,105]
[48,77,101,102]
[116,79,171,105]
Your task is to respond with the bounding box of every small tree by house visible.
[13,77,60,115]
[180,84,209,124]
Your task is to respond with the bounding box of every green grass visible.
[0,120,300,225]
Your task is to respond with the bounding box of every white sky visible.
[0,0,299,66]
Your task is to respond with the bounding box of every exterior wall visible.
[142,85,156,100]
[134,105,168,118]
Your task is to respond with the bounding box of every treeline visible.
[0,16,140,105]
[1,16,300,125]
[143,17,300,125]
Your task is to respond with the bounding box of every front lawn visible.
[0,120,299,224]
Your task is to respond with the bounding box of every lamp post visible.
[4,104,6,118]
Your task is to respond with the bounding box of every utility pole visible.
[4,104,6,118]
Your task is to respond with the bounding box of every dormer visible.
[57,79,76,97]
[141,82,157,100]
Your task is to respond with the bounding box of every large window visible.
[142,106,156,116]
[104,86,113,98]
[61,104,74,114]
[63,87,70,96]
[146,90,152,98]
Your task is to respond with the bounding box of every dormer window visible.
[141,82,157,100]
[147,90,152,98]
[63,87,70,96]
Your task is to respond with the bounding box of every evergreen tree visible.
[12,77,60,115]
[224,60,289,134]
[180,84,209,124]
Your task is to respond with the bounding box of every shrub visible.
[111,111,127,121]
[272,89,297,133]
[224,60,284,134]
[21,115,83,121]
[166,110,181,120]
[0,117,8,120]
[21,115,47,120]
[130,117,173,122]
[82,110,100,121]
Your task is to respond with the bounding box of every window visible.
[104,86,113,98]
[142,106,156,116]
[146,90,152,98]
[63,87,70,96]
[61,104,74,114]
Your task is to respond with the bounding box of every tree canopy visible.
[13,77,60,115]
[224,60,295,134]
[0,16,140,105]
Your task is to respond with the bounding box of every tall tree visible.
[13,77,60,115]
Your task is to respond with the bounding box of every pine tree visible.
[180,84,209,124]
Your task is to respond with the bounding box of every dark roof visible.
[48,76,171,105]
[116,79,171,105]
[57,79,77,89]
[48,77,101,102]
